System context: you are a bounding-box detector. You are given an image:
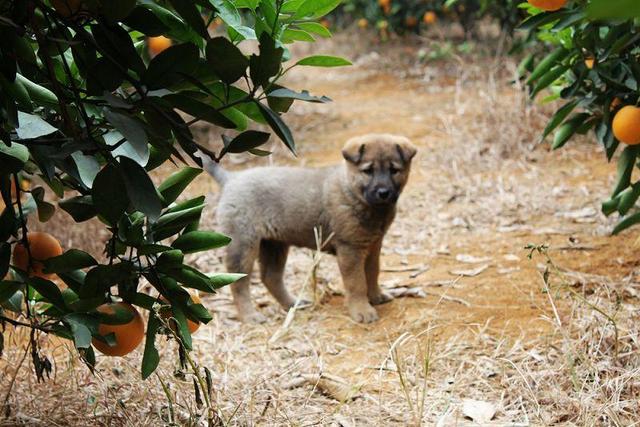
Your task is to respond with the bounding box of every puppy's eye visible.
[362,166,374,175]
[390,167,400,175]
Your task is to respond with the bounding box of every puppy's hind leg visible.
[225,238,265,324]
[259,240,299,310]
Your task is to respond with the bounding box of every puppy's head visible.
[342,134,417,207]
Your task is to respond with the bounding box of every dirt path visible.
[182,48,636,424]
[4,44,638,426]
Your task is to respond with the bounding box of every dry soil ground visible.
[2,36,640,426]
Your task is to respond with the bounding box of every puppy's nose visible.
[377,188,391,200]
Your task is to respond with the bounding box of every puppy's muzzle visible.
[366,187,398,205]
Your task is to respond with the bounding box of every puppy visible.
[201,134,417,323]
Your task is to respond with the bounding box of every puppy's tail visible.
[198,151,230,186]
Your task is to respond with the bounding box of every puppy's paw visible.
[369,291,394,306]
[240,310,268,324]
[348,302,379,323]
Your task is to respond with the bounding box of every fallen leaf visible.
[455,254,491,264]
[449,264,489,277]
[462,399,497,423]
[386,287,427,298]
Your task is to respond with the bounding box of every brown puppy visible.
[201,134,417,323]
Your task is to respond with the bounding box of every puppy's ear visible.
[342,138,366,164]
[395,139,417,164]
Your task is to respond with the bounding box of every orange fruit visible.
[148,36,172,57]
[527,0,567,11]
[613,106,640,145]
[92,302,145,357]
[50,0,84,18]
[378,0,390,6]
[12,232,63,279]
[585,58,595,69]
[320,19,331,29]
[405,16,418,28]
[358,18,368,29]
[423,11,437,24]
[160,294,201,334]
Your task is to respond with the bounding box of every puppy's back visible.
[216,166,338,244]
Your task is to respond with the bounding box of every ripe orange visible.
[50,0,83,18]
[160,294,201,334]
[148,36,172,57]
[585,58,595,69]
[92,302,145,356]
[358,18,369,29]
[12,232,63,279]
[527,0,567,11]
[423,11,437,25]
[405,16,418,28]
[613,106,640,145]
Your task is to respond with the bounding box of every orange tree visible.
[0,0,347,381]
[520,0,640,233]
[333,0,526,37]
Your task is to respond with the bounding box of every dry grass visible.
[2,30,640,426]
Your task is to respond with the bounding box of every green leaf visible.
[103,110,150,166]
[282,29,314,43]
[63,313,96,349]
[0,141,28,174]
[257,102,295,154]
[613,211,640,235]
[268,88,331,103]
[0,281,22,304]
[158,167,202,206]
[119,157,163,222]
[552,113,590,150]
[30,187,56,223]
[163,93,237,129]
[59,195,97,222]
[293,0,341,19]
[92,164,129,224]
[168,266,215,292]
[1,289,23,312]
[71,152,101,188]
[101,0,137,22]
[209,272,244,289]
[527,48,569,84]
[612,146,639,197]
[518,10,568,31]
[221,130,271,155]
[206,37,249,84]
[249,32,283,88]
[530,65,570,99]
[168,0,207,37]
[157,249,185,270]
[617,184,640,216]
[28,277,66,310]
[141,314,161,379]
[295,55,352,67]
[15,112,57,139]
[295,22,331,38]
[44,249,98,274]
[212,0,242,28]
[171,231,231,253]
[542,100,578,141]
[587,0,640,20]
[143,43,199,90]
[123,6,170,36]
[58,270,86,294]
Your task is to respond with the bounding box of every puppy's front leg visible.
[336,245,379,323]
[365,239,394,305]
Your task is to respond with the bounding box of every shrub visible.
[0,0,348,382]
[520,0,640,233]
